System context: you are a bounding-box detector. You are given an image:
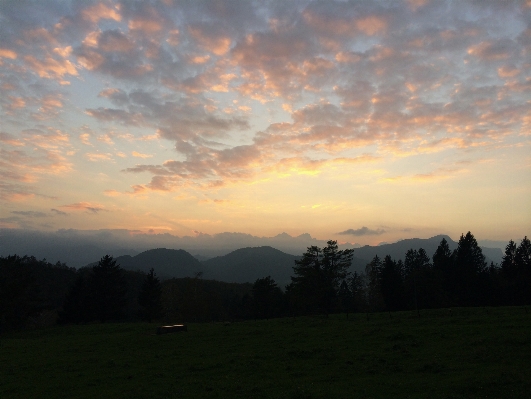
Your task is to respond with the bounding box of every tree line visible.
[284,233,531,317]
[0,232,529,332]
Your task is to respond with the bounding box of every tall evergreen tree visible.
[432,238,453,272]
[453,232,486,306]
[291,241,354,315]
[138,268,163,322]
[501,240,517,277]
[380,255,404,311]
[338,279,353,316]
[91,255,127,322]
[514,236,531,305]
[365,255,384,312]
[349,271,366,313]
[59,272,93,324]
[251,276,283,319]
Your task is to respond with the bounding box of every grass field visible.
[1,307,530,398]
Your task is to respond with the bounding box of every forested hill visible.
[352,235,502,267]
[85,248,203,280]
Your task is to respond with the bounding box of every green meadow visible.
[1,307,530,399]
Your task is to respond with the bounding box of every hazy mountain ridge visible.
[2,229,503,274]
[90,249,203,280]
[202,246,300,287]
[76,235,503,287]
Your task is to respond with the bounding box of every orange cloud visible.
[104,190,121,197]
[86,152,113,162]
[498,65,520,78]
[129,18,163,33]
[132,151,152,158]
[356,16,387,36]
[7,96,26,111]
[24,55,78,79]
[81,3,121,24]
[189,26,231,55]
[0,48,17,59]
[61,202,106,213]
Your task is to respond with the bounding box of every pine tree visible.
[91,255,127,322]
[252,276,283,319]
[514,237,531,305]
[453,232,486,306]
[365,255,384,312]
[59,273,93,324]
[138,268,163,322]
[291,241,354,315]
[380,255,404,311]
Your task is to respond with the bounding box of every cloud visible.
[60,202,105,214]
[12,210,47,218]
[338,227,386,236]
[81,3,121,24]
[0,48,17,59]
[23,55,78,80]
[85,152,113,162]
[132,151,152,158]
[51,208,68,216]
[1,0,530,207]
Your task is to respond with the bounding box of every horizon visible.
[0,227,517,269]
[1,1,530,245]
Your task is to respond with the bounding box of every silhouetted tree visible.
[290,241,354,315]
[91,255,127,322]
[511,237,531,305]
[251,276,283,319]
[1,255,77,331]
[0,256,39,331]
[432,238,454,306]
[138,268,163,322]
[338,279,353,316]
[59,272,93,324]
[380,255,404,311]
[349,271,366,313]
[501,240,517,276]
[453,232,486,306]
[404,248,434,311]
[365,255,384,312]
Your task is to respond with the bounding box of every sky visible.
[1,0,530,248]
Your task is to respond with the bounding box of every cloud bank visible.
[0,1,529,242]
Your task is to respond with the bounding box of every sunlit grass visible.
[1,307,530,398]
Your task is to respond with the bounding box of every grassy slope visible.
[1,307,530,399]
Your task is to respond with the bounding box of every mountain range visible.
[1,228,507,269]
[82,235,503,287]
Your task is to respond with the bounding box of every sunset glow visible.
[1,0,530,246]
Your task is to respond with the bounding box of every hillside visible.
[111,248,204,279]
[202,246,300,287]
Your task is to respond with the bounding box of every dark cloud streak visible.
[338,227,386,236]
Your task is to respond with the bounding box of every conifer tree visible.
[291,241,354,315]
[453,232,486,306]
[138,268,163,322]
[91,255,127,322]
